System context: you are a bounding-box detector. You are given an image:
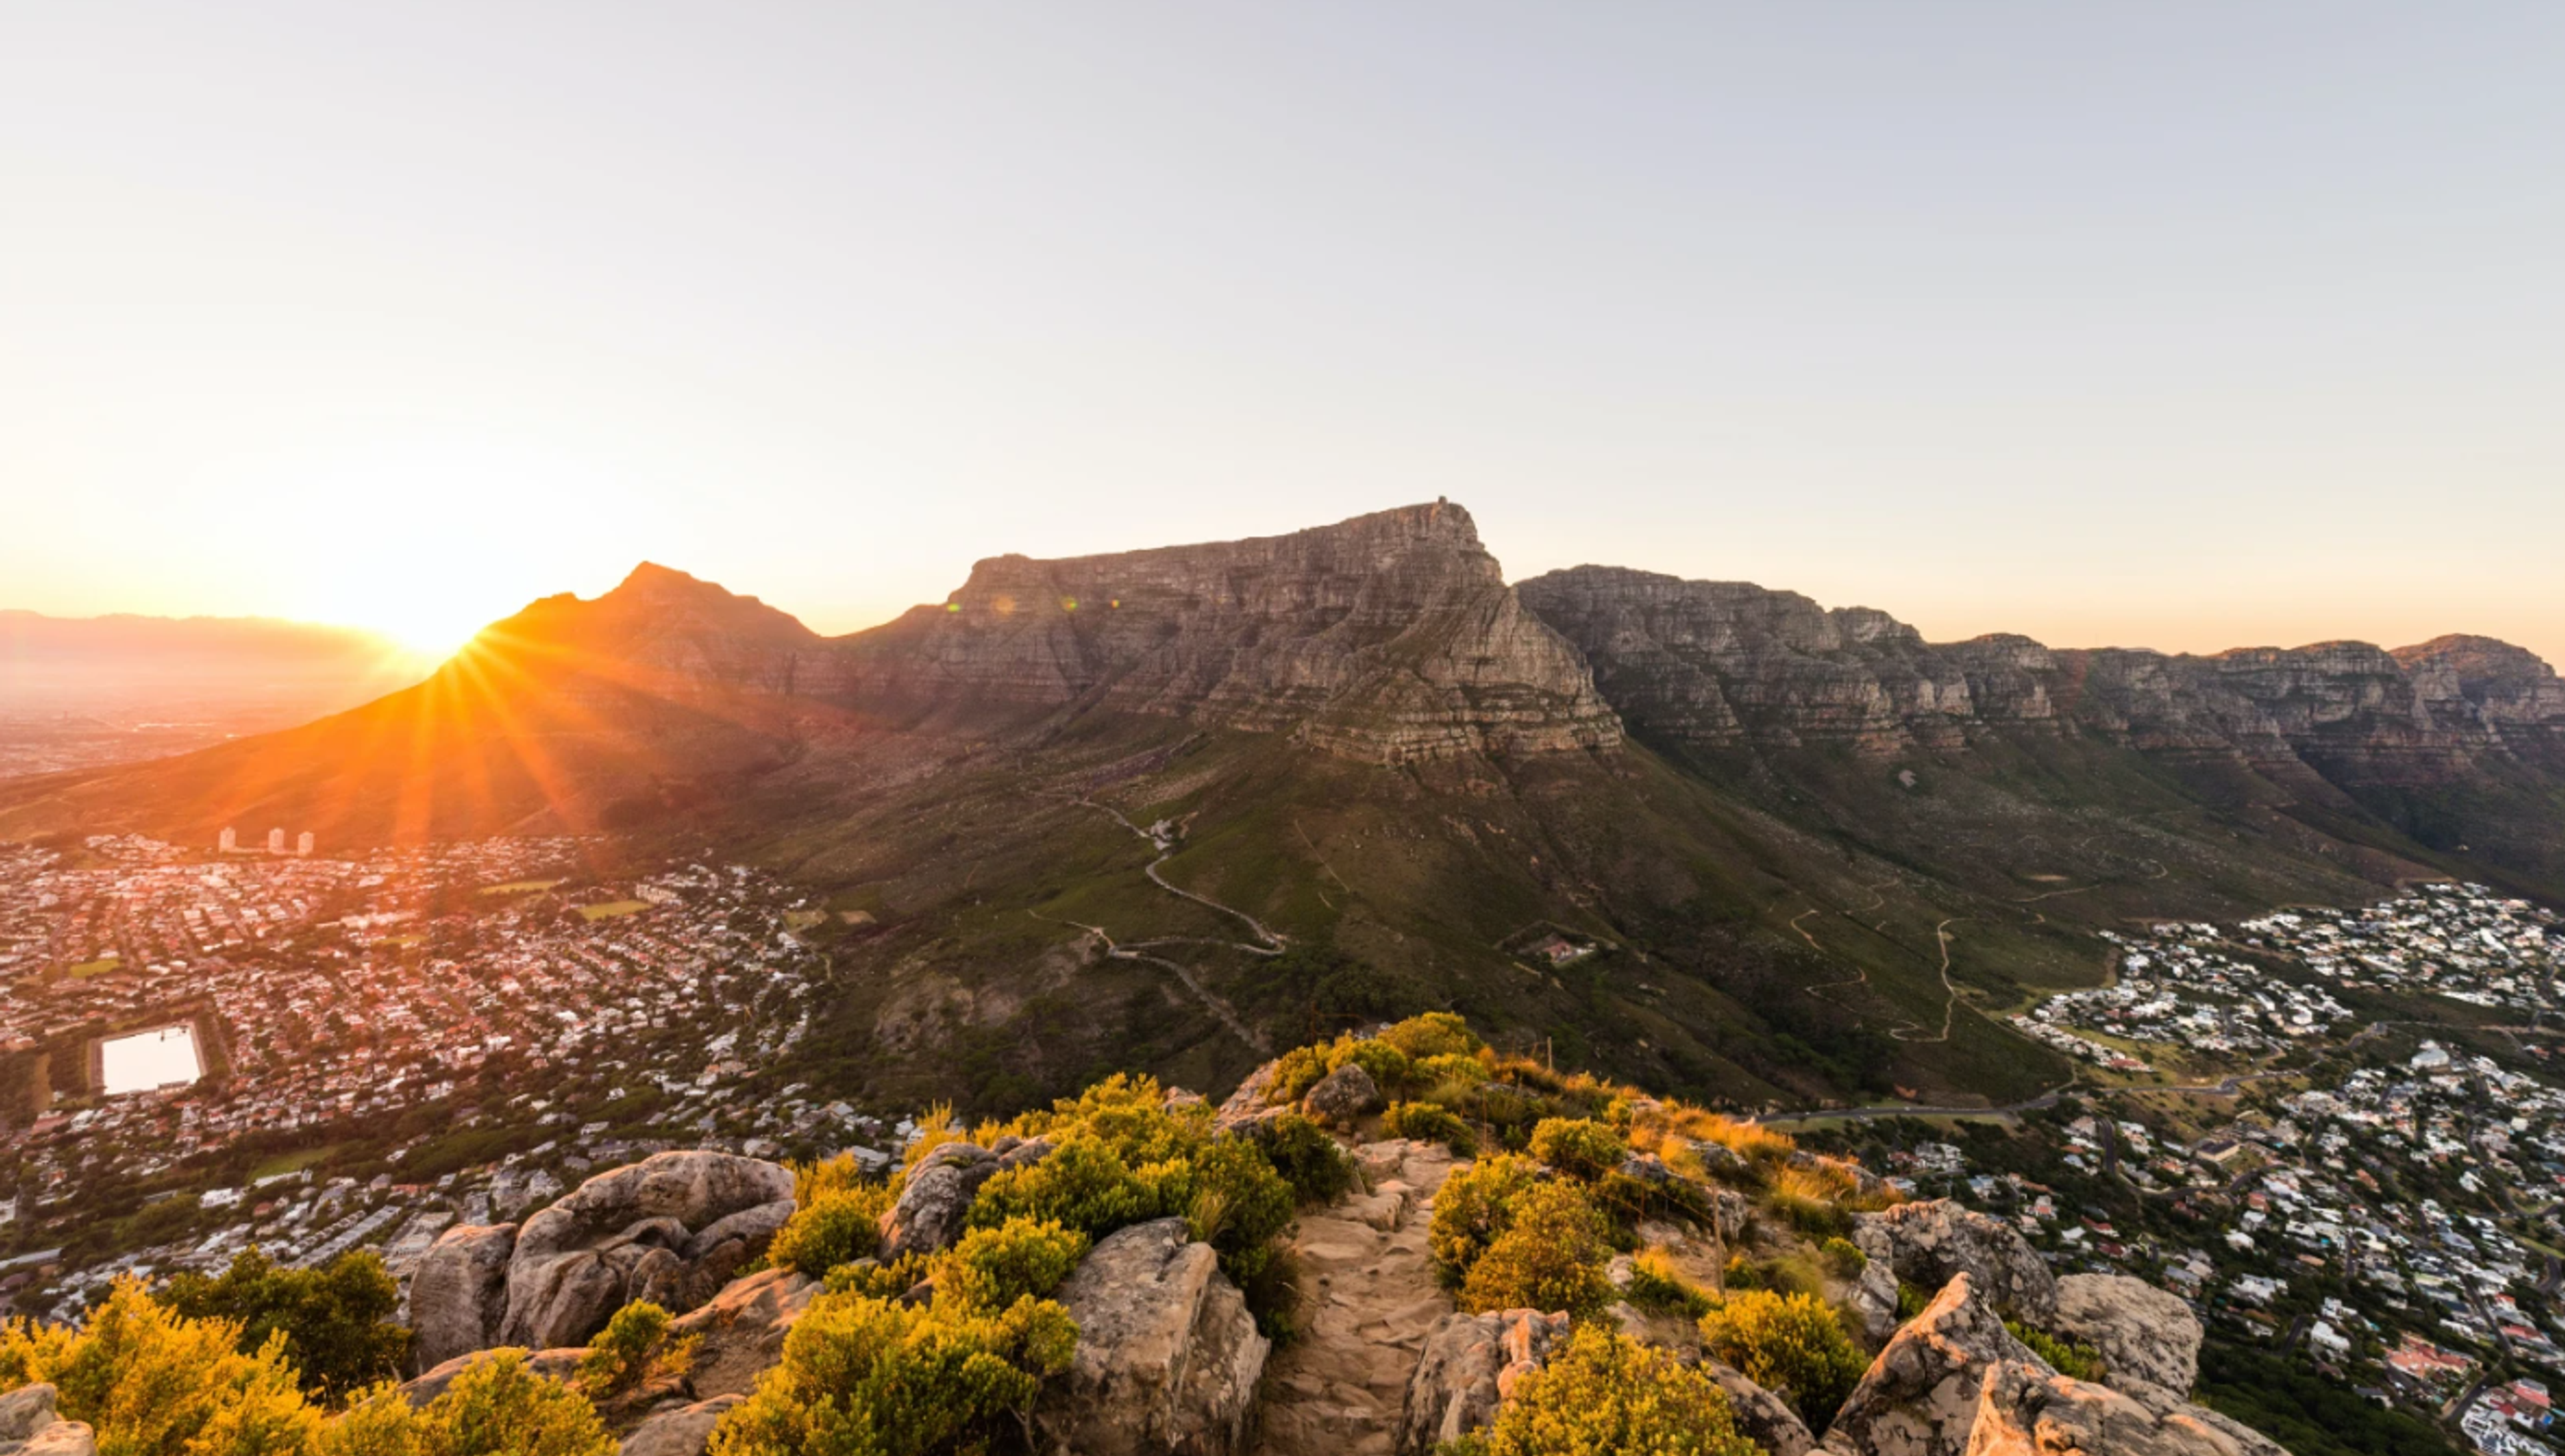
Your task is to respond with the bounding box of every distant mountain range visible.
[6,503,2560,1110]
[0,609,429,715]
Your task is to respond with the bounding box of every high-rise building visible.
[218,828,236,853]
[267,828,285,854]
[297,832,315,857]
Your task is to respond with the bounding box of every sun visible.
[367,600,498,662]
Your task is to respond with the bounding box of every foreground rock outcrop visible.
[1822,1274,2043,1456]
[1398,1308,1570,1455]
[1966,1362,2286,1456]
[0,1385,94,1456]
[1850,1201,2059,1341]
[411,1151,798,1356]
[2049,1275,2202,1398]
[1036,1218,1270,1456]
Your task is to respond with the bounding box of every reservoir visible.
[100,1025,203,1096]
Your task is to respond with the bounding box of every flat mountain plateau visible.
[6,502,2560,1113]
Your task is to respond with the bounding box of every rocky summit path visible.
[1252,1139,1463,1456]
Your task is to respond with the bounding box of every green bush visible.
[1327,1037,1414,1097]
[1186,1137,1296,1283]
[1438,1324,1756,1456]
[1381,1101,1478,1156]
[969,1135,1174,1242]
[1458,1181,1615,1322]
[1819,1238,1868,1276]
[822,1252,931,1301]
[1263,1113,1357,1204]
[1267,1045,1334,1105]
[935,1219,1089,1313]
[576,1301,694,1400]
[765,1182,892,1278]
[1895,1281,1931,1322]
[1429,1154,1544,1279]
[709,1290,1075,1456]
[1376,1012,1483,1061]
[1622,1251,1715,1320]
[1528,1118,1628,1181]
[0,1275,321,1453]
[1697,1290,1870,1431]
[335,1348,618,1455]
[2008,1321,2102,1381]
[160,1247,413,1403]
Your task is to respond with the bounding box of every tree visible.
[162,1248,413,1402]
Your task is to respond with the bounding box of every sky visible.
[3,3,2560,663]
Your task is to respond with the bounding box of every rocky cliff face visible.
[1520,565,2565,790]
[832,502,1622,763]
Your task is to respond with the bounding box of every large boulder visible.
[1850,1202,2057,1342]
[1034,1218,1270,1456]
[1705,1359,1818,1456]
[1822,1274,2044,1456]
[498,1152,795,1350]
[618,1394,747,1456]
[1397,1308,1571,1454]
[12,1421,97,1456]
[878,1143,1000,1262]
[2050,1276,2202,1399]
[1214,1061,1285,1136]
[666,1267,822,1401]
[1965,1362,2290,1456]
[0,1385,63,1445]
[408,1223,520,1371]
[1303,1063,1382,1125]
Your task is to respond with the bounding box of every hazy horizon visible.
[5,4,2559,663]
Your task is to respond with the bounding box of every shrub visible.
[160,1246,413,1403]
[1622,1251,1715,1320]
[1264,1113,1357,1204]
[1763,1166,1850,1238]
[1819,1238,1868,1276]
[709,1290,1074,1456]
[1267,1045,1334,1106]
[428,1350,619,1455]
[1428,1154,1543,1279]
[1186,1137,1296,1284]
[822,1252,930,1302]
[791,1151,866,1206]
[969,1135,1172,1241]
[2008,1321,2103,1381]
[1697,1290,1870,1431]
[1416,1053,1492,1093]
[1458,1181,1615,1322]
[1439,1324,1757,1456]
[0,1275,319,1454]
[766,1181,893,1278]
[1381,1101,1478,1156]
[1327,1037,1414,1097]
[935,1219,1088,1313]
[576,1301,695,1400]
[1527,1118,1627,1181]
[1376,1012,1482,1061]
[1895,1281,1931,1322]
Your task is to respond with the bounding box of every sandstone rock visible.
[408,1222,520,1372]
[1965,1362,2289,1456]
[499,1152,794,1350]
[840,502,1624,765]
[1036,1218,1270,1456]
[2051,1275,2201,1397]
[878,1142,1001,1261]
[11,1420,96,1456]
[1822,1274,2043,1456]
[399,1347,585,1409]
[1303,1063,1382,1125]
[619,1394,747,1456]
[1216,1061,1283,1131]
[1705,1358,1817,1456]
[1850,1202,2057,1342]
[1397,1308,1571,1454]
[0,1385,61,1444]
[668,1267,821,1401]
